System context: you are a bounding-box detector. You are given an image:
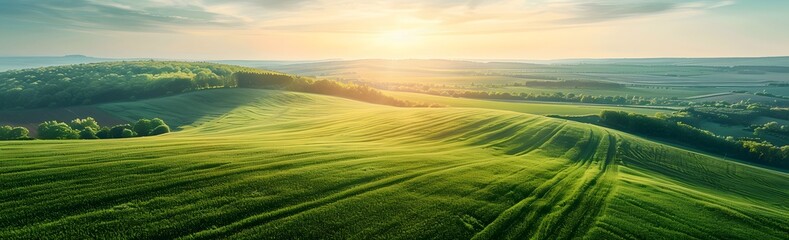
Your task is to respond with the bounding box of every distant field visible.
[269,59,789,89]
[2,89,786,239]
[385,91,671,116]
[489,86,721,98]
[687,93,789,107]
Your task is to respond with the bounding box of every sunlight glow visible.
[377,30,420,48]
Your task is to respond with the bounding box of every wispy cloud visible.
[551,0,735,24]
[0,0,245,32]
[0,0,735,34]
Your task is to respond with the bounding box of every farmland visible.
[3,0,789,238]
[270,59,788,160]
[385,91,673,116]
[269,59,789,88]
[1,89,787,239]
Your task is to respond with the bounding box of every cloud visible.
[551,0,734,24]
[0,0,735,35]
[200,0,314,10]
[557,1,678,23]
[0,0,245,32]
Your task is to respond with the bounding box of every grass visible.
[499,86,779,99]
[385,90,672,115]
[0,89,787,239]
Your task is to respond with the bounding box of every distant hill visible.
[0,55,337,72]
[512,56,789,67]
[264,58,789,87]
[210,59,340,69]
[0,55,118,71]
[0,61,431,110]
[0,61,270,109]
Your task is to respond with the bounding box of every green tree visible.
[38,121,79,139]
[109,124,133,138]
[0,125,26,140]
[79,127,99,139]
[150,118,165,126]
[0,126,11,140]
[149,118,170,133]
[96,127,111,139]
[133,119,153,136]
[150,125,171,136]
[9,127,30,140]
[121,129,136,138]
[69,117,100,131]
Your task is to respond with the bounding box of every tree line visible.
[683,103,788,126]
[752,122,789,138]
[0,61,436,110]
[510,80,624,89]
[0,117,170,140]
[389,86,689,106]
[599,111,788,169]
[0,125,29,140]
[0,61,256,109]
[233,71,440,107]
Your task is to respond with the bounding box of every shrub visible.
[9,127,29,140]
[0,126,10,139]
[133,119,153,136]
[69,117,100,131]
[121,129,136,138]
[109,124,133,138]
[79,128,99,139]
[0,125,30,140]
[23,117,170,140]
[150,118,166,128]
[38,121,79,139]
[150,125,171,136]
[96,127,111,139]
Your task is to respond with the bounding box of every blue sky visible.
[0,0,787,59]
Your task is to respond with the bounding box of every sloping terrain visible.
[385,91,671,116]
[1,89,787,239]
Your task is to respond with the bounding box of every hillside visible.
[0,61,434,113]
[0,55,115,72]
[0,61,272,109]
[1,89,786,239]
[385,91,672,116]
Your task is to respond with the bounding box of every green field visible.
[270,59,789,88]
[386,91,673,116]
[485,86,789,99]
[1,89,786,239]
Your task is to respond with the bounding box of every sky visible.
[0,0,788,60]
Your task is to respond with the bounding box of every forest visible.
[599,110,788,169]
[233,72,438,107]
[0,61,251,109]
[0,61,431,110]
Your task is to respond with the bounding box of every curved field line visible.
[472,130,620,240]
[180,157,496,239]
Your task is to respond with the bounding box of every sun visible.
[377,30,419,48]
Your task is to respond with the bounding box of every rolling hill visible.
[1,89,786,239]
[0,55,115,72]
